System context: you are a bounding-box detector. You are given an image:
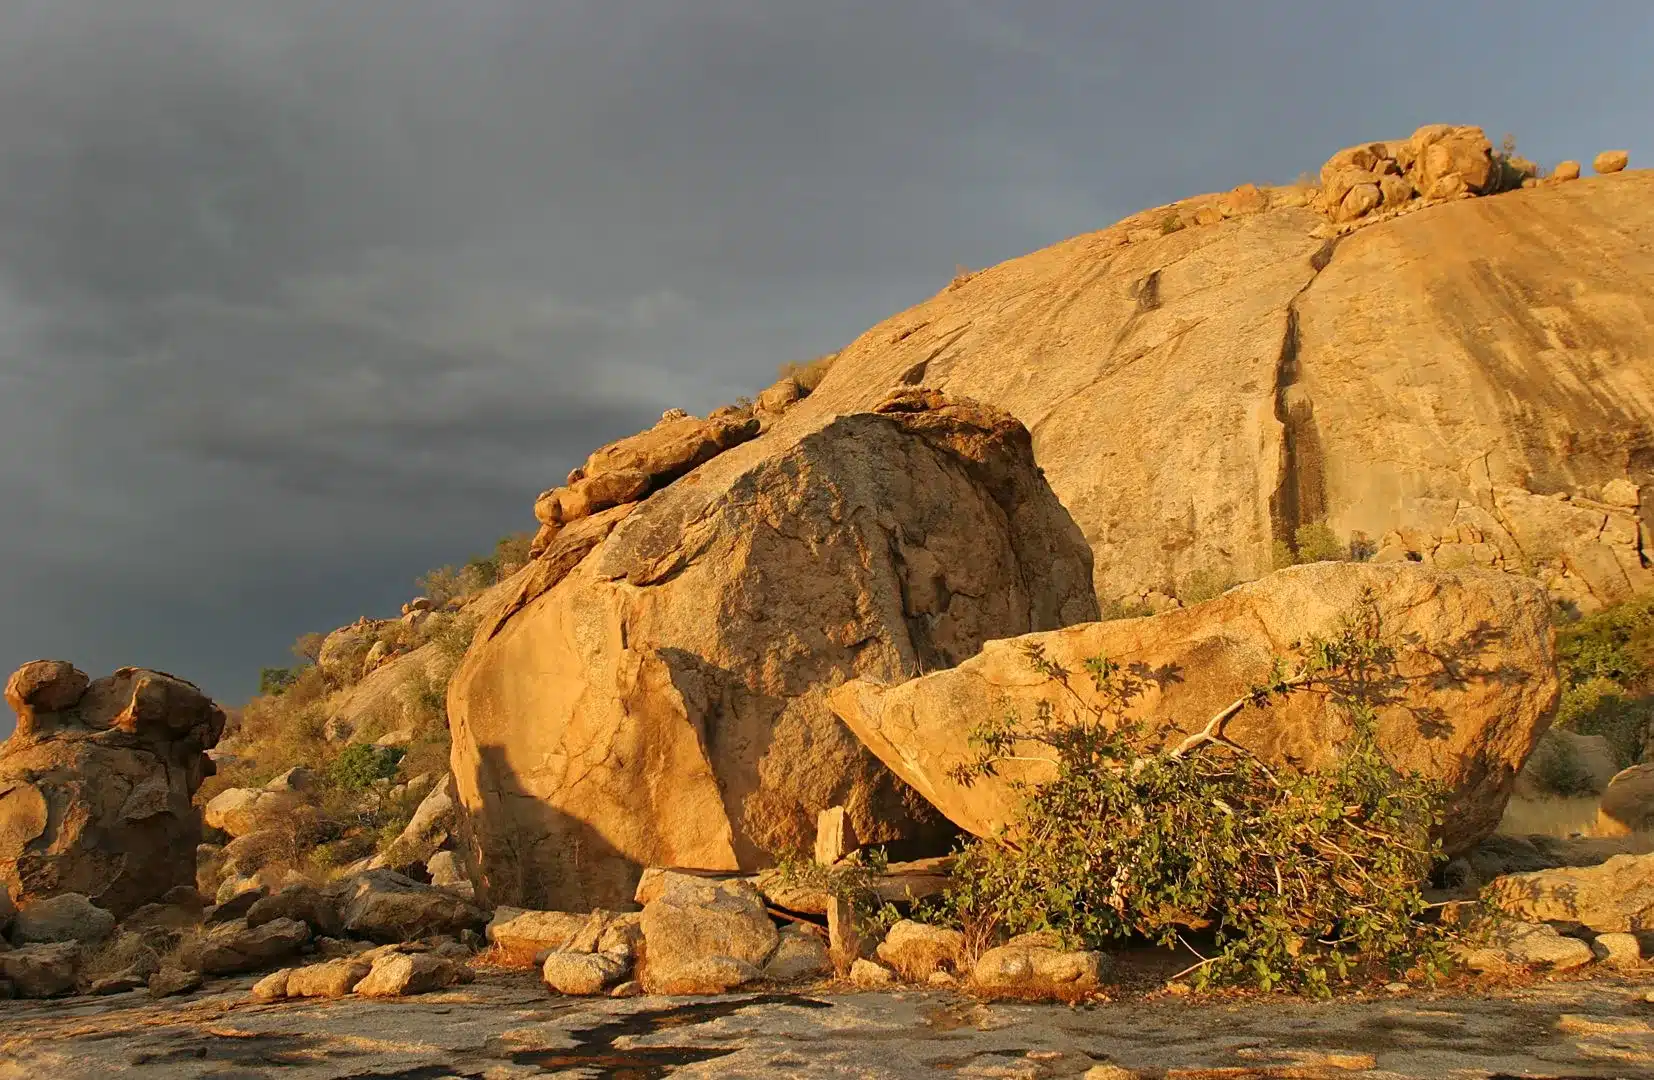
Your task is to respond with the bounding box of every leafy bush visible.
[1551,595,1654,768]
[259,666,300,696]
[928,593,1454,994]
[1528,731,1600,796]
[1293,523,1346,564]
[328,743,407,792]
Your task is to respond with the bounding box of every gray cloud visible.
[0,1,1650,724]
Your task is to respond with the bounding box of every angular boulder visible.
[1487,852,1654,932]
[486,907,612,959]
[0,941,82,998]
[450,390,1098,908]
[245,883,343,938]
[637,871,779,995]
[763,924,832,983]
[1,663,225,916]
[325,870,487,943]
[176,917,310,975]
[831,562,1558,856]
[352,950,472,997]
[1455,919,1595,973]
[10,892,116,945]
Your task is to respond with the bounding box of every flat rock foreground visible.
[6,970,1654,1079]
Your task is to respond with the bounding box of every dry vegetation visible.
[196,531,533,885]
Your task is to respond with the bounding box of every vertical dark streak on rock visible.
[1269,240,1337,548]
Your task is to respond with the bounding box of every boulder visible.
[383,775,457,863]
[451,390,1098,909]
[762,924,832,982]
[542,948,631,996]
[10,893,116,945]
[1487,852,1654,932]
[849,957,896,987]
[647,955,764,996]
[1553,160,1582,182]
[1455,919,1595,972]
[832,562,1557,856]
[1594,150,1630,175]
[203,785,301,839]
[249,968,292,1003]
[176,917,310,975]
[245,883,343,937]
[769,160,1654,616]
[970,933,1106,996]
[426,851,468,890]
[757,376,804,416]
[1592,932,1642,968]
[353,950,472,997]
[284,958,371,999]
[487,907,612,958]
[1598,764,1654,835]
[0,663,225,916]
[316,622,389,682]
[0,941,82,998]
[638,872,779,995]
[147,966,203,998]
[875,920,963,981]
[326,870,487,943]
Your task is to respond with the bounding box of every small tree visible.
[933,591,1454,994]
[328,743,406,792]
[258,667,300,697]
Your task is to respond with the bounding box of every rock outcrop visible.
[1,663,225,916]
[774,159,1654,616]
[831,562,1558,856]
[449,390,1098,908]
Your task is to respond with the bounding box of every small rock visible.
[1552,160,1581,181]
[0,942,81,998]
[644,955,762,996]
[763,924,831,983]
[927,970,957,987]
[147,966,203,998]
[609,979,643,998]
[176,917,310,975]
[971,936,1106,997]
[876,920,963,981]
[487,907,612,958]
[850,958,896,987]
[353,951,472,998]
[426,851,467,889]
[1456,920,1595,972]
[542,949,631,996]
[249,968,292,1003]
[11,893,116,945]
[1591,932,1642,968]
[1594,150,1630,175]
[286,958,372,999]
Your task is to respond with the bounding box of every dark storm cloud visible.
[0,0,1650,721]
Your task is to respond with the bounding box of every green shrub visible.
[1529,731,1600,796]
[328,743,406,792]
[259,667,300,696]
[1556,676,1650,770]
[1159,213,1185,235]
[928,592,1454,994]
[1178,569,1236,606]
[1293,523,1345,564]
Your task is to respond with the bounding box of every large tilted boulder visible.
[831,562,1558,856]
[323,870,487,943]
[1,662,225,917]
[636,871,779,995]
[449,389,1099,909]
[776,166,1654,616]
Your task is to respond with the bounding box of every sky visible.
[1,0,1651,728]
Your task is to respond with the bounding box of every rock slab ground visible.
[3,971,1654,1078]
